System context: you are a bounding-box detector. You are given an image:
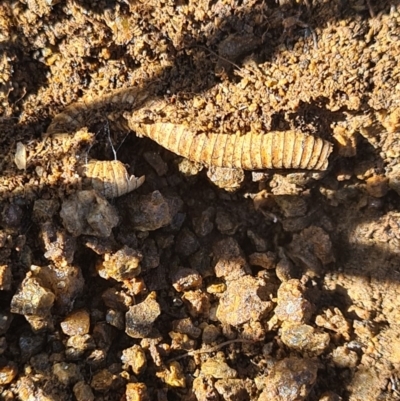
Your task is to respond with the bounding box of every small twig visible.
[167,338,259,363]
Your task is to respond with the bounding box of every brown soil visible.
[1,0,400,400]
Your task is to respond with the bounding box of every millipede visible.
[128,121,333,171]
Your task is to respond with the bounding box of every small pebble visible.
[202,324,220,344]
[182,290,211,317]
[128,191,182,231]
[125,293,161,338]
[60,309,90,336]
[156,361,186,388]
[365,175,389,198]
[90,369,115,392]
[172,318,202,339]
[171,268,203,292]
[249,252,276,269]
[213,237,250,280]
[98,246,142,281]
[258,357,318,401]
[0,363,18,385]
[52,362,82,386]
[121,345,147,375]
[274,280,313,324]
[126,382,150,401]
[215,379,249,401]
[281,323,330,355]
[201,356,237,379]
[216,275,273,326]
[11,276,55,317]
[60,190,119,237]
[0,264,12,291]
[73,381,95,401]
[174,228,200,257]
[192,207,214,237]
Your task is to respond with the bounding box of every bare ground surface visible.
[1,0,400,400]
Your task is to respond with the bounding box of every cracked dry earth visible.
[1,0,400,400]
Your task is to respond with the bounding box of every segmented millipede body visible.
[83,160,145,198]
[128,122,333,171]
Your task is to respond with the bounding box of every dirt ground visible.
[1,0,400,400]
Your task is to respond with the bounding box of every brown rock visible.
[216,275,274,326]
[73,381,94,401]
[347,368,383,401]
[174,228,200,257]
[93,322,115,351]
[30,264,84,314]
[0,363,18,385]
[258,357,318,401]
[274,279,313,324]
[281,323,330,355]
[331,346,359,368]
[11,275,55,317]
[193,376,220,401]
[288,226,335,277]
[206,166,244,191]
[125,293,161,338]
[32,199,60,223]
[274,195,308,218]
[102,287,133,311]
[1,203,23,229]
[66,334,96,360]
[121,345,147,375]
[169,331,196,352]
[172,318,202,339]
[98,246,142,281]
[365,175,389,198]
[213,238,250,280]
[315,308,351,341]
[61,309,90,336]
[53,362,82,386]
[90,368,115,392]
[40,222,76,266]
[202,324,221,344]
[182,290,211,317]
[171,268,203,292]
[215,209,238,235]
[249,252,276,270]
[128,190,182,231]
[0,264,12,291]
[156,361,186,388]
[215,379,249,401]
[275,249,298,282]
[192,207,215,237]
[60,190,119,237]
[105,309,125,330]
[201,356,237,379]
[126,382,150,401]
[247,229,268,252]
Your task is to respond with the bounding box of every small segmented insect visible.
[128,121,333,171]
[83,160,145,198]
